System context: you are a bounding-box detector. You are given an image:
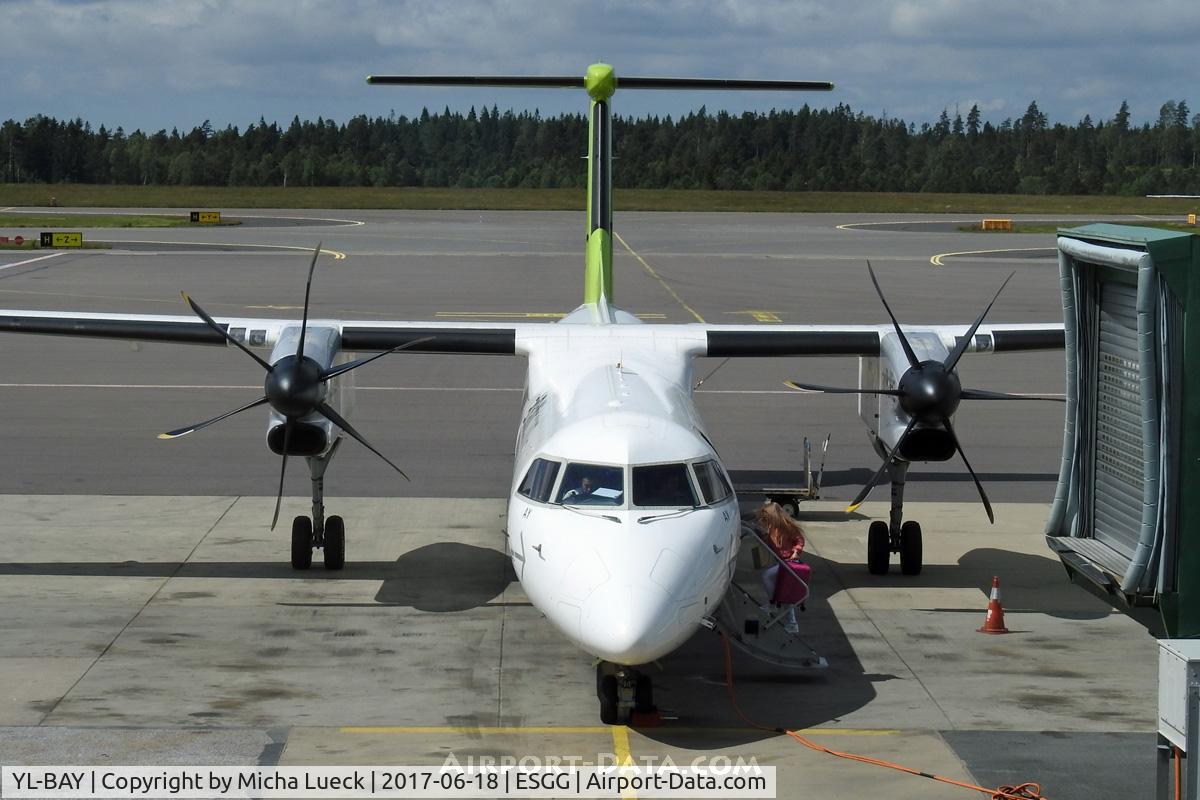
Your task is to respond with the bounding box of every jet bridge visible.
[1046,224,1200,637]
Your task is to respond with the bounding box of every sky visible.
[2,0,1197,133]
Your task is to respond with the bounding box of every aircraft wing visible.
[698,322,1064,357]
[0,310,524,354]
[0,311,1064,357]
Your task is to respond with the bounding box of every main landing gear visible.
[865,460,922,576]
[596,662,655,725]
[290,439,346,571]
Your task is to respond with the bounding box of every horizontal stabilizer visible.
[367,75,833,92]
[366,75,585,88]
[620,77,832,91]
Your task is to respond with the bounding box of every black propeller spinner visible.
[159,243,432,529]
[784,262,1062,524]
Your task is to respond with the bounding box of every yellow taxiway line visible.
[929,246,1055,267]
[336,725,901,736]
[611,724,638,798]
[613,230,705,323]
[434,311,668,320]
[98,240,347,259]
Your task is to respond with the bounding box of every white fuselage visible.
[506,310,740,665]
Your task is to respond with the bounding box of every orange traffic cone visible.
[977,576,1010,634]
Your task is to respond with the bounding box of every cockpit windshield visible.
[556,463,624,506]
[632,463,698,508]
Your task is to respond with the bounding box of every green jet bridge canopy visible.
[1048,223,1200,637]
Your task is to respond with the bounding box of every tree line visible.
[2,100,1199,195]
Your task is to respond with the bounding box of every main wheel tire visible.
[781,499,800,519]
[867,520,890,575]
[599,675,619,725]
[324,515,345,571]
[899,520,923,576]
[291,516,313,570]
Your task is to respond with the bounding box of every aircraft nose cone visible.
[580,583,675,665]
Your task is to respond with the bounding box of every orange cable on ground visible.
[718,632,1048,800]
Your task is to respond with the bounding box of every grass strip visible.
[0,213,239,228]
[3,184,1200,214]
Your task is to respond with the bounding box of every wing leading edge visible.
[0,311,521,355]
[702,323,1064,357]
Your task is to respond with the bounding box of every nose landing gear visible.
[289,439,346,571]
[596,662,656,725]
[865,460,923,576]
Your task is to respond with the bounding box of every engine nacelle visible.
[263,323,355,458]
[860,330,957,463]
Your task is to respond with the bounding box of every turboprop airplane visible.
[0,64,1064,723]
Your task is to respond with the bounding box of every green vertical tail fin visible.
[583,64,616,305]
[365,66,833,311]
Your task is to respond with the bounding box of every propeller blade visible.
[316,401,410,481]
[943,271,1016,373]
[846,416,919,513]
[784,380,902,396]
[939,414,994,524]
[270,422,292,531]
[158,396,270,439]
[319,336,435,382]
[960,388,1065,402]
[866,260,921,371]
[295,242,322,360]
[182,292,273,371]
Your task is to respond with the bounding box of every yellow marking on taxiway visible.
[435,311,668,320]
[339,726,612,735]
[336,725,900,735]
[98,240,347,259]
[837,219,978,231]
[437,311,566,319]
[929,247,1055,266]
[614,230,705,323]
[726,310,783,323]
[611,725,638,799]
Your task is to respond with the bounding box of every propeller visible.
[785,262,1063,522]
[159,242,433,528]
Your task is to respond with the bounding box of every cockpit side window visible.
[556,463,624,506]
[632,463,698,508]
[693,460,732,505]
[517,457,561,503]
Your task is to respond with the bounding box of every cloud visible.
[0,0,1194,131]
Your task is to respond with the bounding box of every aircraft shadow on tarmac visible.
[638,541,1109,748]
[0,540,1107,748]
[0,542,519,613]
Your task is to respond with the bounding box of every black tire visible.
[291,516,313,570]
[324,515,345,571]
[634,674,655,713]
[900,520,923,576]
[599,675,619,725]
[867,520,890,575]
[781,500,800,519]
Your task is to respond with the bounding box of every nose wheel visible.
[596,662,655,724]
[291,516,313,569]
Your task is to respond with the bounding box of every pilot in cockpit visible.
[563,476,595,500]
